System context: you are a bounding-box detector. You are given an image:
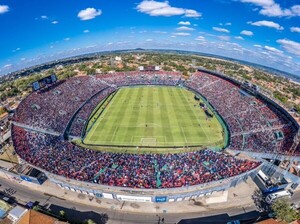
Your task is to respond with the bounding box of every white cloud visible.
[83,29,90,33]
[178,21,191,26]
[173,32,191,36]
[64,38,70,41]
[264,45,283,54]
[41,15,48,19]
[235,36,244,40]
[78,8,102,20]
[220,22,232,26]
[154,31,167,34]
[253,44,262,47]
[290,27,300,33]
[85,45,97,49]
[213,27,230,33]
[248,20,283,30]
[195,36,206,41]
[240,30,253,36]
[3,64,12,68]
[0,5,9,14]
[239,0,300,17]
[277,39,300,57]
[176,26,195,31]
[108,42,113,45]
[136,1,201,17]
[291,5,300,16]
[259,4,292,17]
[52,20,59,24]
[12,48,21,52]
[184,9,201,18]
[240,0,273,7]
[218,36,231,41]
[146,38,153,41]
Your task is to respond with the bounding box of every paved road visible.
[1,177,299,224]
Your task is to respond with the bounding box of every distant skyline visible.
[0,0,300,76]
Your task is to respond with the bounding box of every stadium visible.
[11,67,300,203]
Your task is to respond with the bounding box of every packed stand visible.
[98,71,181,87]
[186,72,299,156]
[13,76,109,133]
[69,87,115,137]
[12,125,260,189]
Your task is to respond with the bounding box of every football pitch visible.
[83,86,224,148]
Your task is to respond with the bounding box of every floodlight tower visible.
[110,57,115,68]
[192,59,196,68]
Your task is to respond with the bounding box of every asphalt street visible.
[1,177,300,224]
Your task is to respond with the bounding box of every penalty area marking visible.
[131,136,166,144]
[140,138,157,146]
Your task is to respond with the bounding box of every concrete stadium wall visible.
[227,149,300,161]
[42,164,262,203]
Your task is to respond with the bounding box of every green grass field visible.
[83,86,224,148]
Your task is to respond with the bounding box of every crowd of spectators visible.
[98,71,181,87]
[13,76,108,133]
[69,87,115,137]
[186,72,299,156]
[12,125,260,189]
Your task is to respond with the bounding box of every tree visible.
[59,210,66,218]
[294,104,300,113]
[33,205,40,211]
[83,219,96,224]
[273,91,288,104]
[86,68,96,75]
[271,199,299,223]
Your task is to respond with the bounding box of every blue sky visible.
[0,0,300,76]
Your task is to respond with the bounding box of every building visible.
[114,56,122,61]
[7,206,27,223]
[17,209,67,224]
[5,207,67,224]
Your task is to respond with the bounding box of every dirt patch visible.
[78,194,86,200]
[130,203,140,209]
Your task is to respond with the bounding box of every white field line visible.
[181,127,188,143]
[110,126,118,142]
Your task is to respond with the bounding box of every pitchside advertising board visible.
[102,193,114,199]
[116,195,152,202]
[20,175,32,182]
[20,175,40,185]
[31,74,57,91]
[155,196,167,203]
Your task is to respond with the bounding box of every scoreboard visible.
[32,74,57,91]
[139,66,160,71]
